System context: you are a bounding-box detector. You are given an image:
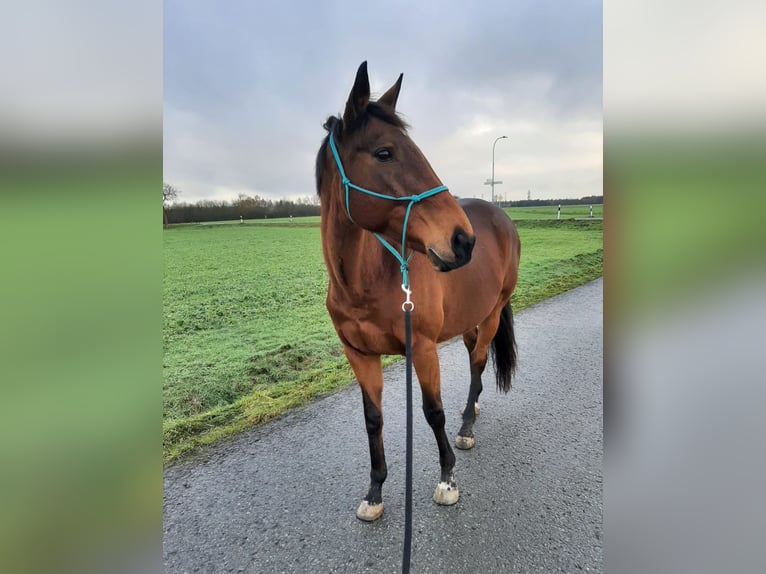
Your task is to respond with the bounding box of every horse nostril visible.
[451,228,475,265]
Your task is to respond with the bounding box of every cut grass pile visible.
[163,216,602,461]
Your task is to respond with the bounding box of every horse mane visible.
[315,102,410,195]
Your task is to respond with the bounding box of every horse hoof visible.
[460,402,480,416]
[455,434,475,450]
[433,481,459,506]
[356,500,384,521]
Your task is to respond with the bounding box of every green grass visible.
[164,225,334,419]
[507,219,604,310]
[163,217,602,462]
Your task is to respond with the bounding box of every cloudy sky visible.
[164,0,602,204]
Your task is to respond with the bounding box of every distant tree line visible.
[496,195,603,208]
[453,194,603,208]
[165,193,320,224]
[163,182,603,225]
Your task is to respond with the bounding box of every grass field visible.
[164,225,333,420]
[163,214,602,461]
[506,204,602,220]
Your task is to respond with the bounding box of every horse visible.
[315,62,521,522]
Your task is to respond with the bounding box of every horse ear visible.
[343,61,370,126]
[378,73,403,110]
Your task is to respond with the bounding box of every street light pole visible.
[491,135,508,204]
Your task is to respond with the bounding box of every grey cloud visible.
[164,0,602,203]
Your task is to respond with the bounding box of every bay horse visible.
[316,62,521,521]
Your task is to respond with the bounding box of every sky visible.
[163,0,602,204]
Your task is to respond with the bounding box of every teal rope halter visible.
[327,132,448,295]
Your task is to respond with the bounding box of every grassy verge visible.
[163,218,602,463]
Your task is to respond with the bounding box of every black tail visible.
[490,302,517,393]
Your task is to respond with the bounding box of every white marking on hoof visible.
[433,481,459,506]
[460,402,480,416]
[455,434,475,450]
[356,500,384,521]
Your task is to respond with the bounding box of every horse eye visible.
[373,148,394,162]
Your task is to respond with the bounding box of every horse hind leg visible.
[456,311,502,450]
[459,327,482,420]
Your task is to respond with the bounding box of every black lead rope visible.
[402,307,413,574]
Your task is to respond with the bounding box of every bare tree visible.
[163,183,180,228]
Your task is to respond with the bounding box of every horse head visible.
[318,61,475,271]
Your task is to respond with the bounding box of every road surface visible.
[164,278,603,573]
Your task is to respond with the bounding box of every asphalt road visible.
[164,278,603,573]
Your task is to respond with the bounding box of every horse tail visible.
[490,302,517,393]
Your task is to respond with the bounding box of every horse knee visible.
[364,411,382,435]
[362,393,383,435]
[422,403,446,429]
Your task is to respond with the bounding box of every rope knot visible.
[342,177,350,186]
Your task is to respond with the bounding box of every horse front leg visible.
[343,345,387,521]
[413,340,459,506]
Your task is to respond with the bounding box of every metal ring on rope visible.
[401,284,414,312]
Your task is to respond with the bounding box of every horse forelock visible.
[363,102,409,131]
[316,104,409,196]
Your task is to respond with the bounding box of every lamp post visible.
[485,135,508,204]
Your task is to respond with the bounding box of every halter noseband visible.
[327,132,448,291]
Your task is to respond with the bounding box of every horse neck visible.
[320,188,393,298]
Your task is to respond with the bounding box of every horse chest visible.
[347,321,398,355]
[329,300,404,355]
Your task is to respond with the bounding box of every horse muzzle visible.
[428,227,475,271]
